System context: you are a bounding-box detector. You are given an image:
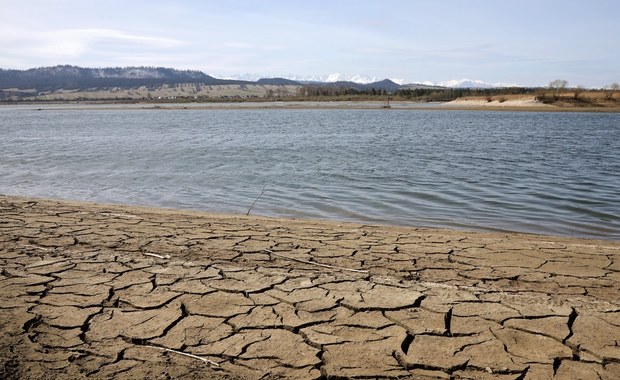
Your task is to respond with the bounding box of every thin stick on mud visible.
[145,345,220,367]
[21,244,48,252]
[264,249,369,274]
[246,185,266,215]
[142,252,170,259]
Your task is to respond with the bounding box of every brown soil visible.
[1,195,619,379]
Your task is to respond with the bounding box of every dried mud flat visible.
[0,195,619,379]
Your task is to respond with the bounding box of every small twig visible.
[246,185,266,215]
[144,345,220,367]
[21,244,48,252]
[142,252,170,259]
[103,212,138,219]
[23,201,38,208]
[264,249,368,274]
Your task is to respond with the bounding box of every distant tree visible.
[549,79,568,100]
[573,85,584,100]
[605,82,619,100]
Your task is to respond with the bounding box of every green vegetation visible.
[290,85,539,102]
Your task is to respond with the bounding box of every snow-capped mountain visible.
[1,66,521,95]
[419,79,519,88]
[223,72,405,85]
[224,73,514,88]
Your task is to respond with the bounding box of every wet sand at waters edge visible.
[1,195,619,379]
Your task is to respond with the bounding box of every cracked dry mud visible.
[1,195,619,379]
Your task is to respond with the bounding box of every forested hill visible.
[0,65,252,91]
[1,65,429,101]
[0,65,413,93]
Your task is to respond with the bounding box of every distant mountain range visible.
[0,65,518,90]
[224,72,402,85]
[428,79,519,88]
[0,65,522,101]
[224,73,518,89]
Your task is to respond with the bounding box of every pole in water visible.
[247,185,266,215]
[383,93,391,108]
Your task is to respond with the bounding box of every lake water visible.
[1,106,619,239]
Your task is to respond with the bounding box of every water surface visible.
[1,106,618,239]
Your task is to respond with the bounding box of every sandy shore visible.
[440,96,620,113]
[4,99,620,112]
[441,96,553,109]
[1,195,619,379]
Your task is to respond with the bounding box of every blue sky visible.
[1,0,619,87]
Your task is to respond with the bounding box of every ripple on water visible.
[0,108,619,239]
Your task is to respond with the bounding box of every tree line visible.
[293,81,620,103]
[537,79,619,102]
[293,85,539,101]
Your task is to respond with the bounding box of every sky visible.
[1,0,619,87]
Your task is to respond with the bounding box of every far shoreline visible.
[3,99,620,112]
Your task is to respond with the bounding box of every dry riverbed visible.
[1,195,619,379]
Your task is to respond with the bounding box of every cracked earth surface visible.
[1,195,619,379]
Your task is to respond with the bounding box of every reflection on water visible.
[1,107,619,239]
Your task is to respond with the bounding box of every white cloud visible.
[223,42,256,50]
[222,42,285,52]
[0,26,188,67]
[50,28,186,54]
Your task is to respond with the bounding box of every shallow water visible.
[1,106,619,239]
